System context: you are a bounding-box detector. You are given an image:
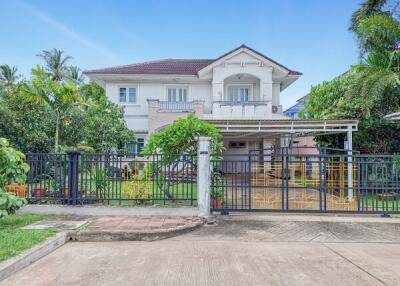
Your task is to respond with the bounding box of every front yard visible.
[0,214,58,262]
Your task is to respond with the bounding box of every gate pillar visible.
[197,137,211,218]
[346,129,354,202]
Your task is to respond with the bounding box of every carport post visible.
[197,137,211,219]
[347,128,353,202]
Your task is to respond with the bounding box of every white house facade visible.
[85,45,357,157]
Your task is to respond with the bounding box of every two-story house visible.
[85,45,357,157]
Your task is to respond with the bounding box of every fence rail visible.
[24,152,197,206]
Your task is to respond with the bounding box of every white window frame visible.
[165,85,189,102]
[225,84,253,102]
[118,85,138,105]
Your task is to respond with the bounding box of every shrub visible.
[0,138,29,217]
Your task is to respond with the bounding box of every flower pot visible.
[211,198,224,208]
[63,188,69,198]
[32,187,47,197]
[5,184,27,198]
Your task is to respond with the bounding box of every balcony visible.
[212,101,275,119]
[158,101,193,112]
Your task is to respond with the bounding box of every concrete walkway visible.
[3,213,400,286]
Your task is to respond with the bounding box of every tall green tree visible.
[349,0,387,33]
[302,0,400,153]
[65,66,85,86]
[22,66,80,151]
[0,65,19,88]
[37,48,71,81]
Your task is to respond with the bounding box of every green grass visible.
[0,214,58,262]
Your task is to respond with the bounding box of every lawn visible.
[0,214,58,262]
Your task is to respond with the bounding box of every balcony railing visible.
[159,101,193,112]
[214,101,269,106]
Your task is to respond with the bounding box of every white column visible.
[347,128,353,202]
[197,136,211,218]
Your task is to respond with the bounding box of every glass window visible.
[119,86,136,103]
[119,88,126,102]
[168,87,188,102]
[227,86,250,102]
[128,88,136,103]
[136,138,145,154]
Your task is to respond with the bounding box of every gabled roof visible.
[84,59,214,75]
[84,44,301,76]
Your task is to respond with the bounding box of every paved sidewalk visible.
[3,214,400,286]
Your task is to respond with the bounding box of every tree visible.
[301,1,400,153]
[0,87,55,153]
[0,64,19,88]
[37,48,71,81]
[65,66,85,86]
[349,0,387,33]
[82,100,135,152]
[142,114,224,159]
[22,66,80,151]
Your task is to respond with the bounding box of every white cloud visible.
[16,0,119,62]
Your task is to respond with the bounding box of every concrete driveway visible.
[2,213,400,286]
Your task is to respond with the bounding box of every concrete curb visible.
[73,219,205,242]
[19,205,199,217]
[0,232,68,281]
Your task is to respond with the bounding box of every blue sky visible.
[0,0,360,108]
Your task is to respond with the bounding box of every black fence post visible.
[67,151,81,205]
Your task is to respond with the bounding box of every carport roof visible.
[207,119,358,136]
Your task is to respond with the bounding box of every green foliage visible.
[349,0,387,32]
[0,51,135,153]
[302,2,400,154]
[38,48,72,82]
[142,114,224,158]
[83,99,135,152]
[0,64,19,88]
[0,138,28,217]
[210,172,224,199]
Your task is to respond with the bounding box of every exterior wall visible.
[147,100,204,134]
[101,50,295,135]
[105,81,211,132]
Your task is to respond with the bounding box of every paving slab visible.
[22,220,89,230]
[174,214,400,243]
[0,241,391,286]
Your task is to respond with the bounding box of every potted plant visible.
[32,187,47,197]
[210,188,224,208]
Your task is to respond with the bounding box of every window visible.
[136,138,145,154]
[119,88,126,103]
[125,138,145,158]
[229,141,246,148]
[227,85,250,102]
[167,87,188,102]
[119,86,136,103]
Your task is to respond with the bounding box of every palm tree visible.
[37,48,72,81]
[23,66,80,151]
[0,64,19,87]
[345,13,400,118]
[349,0,387,32]
[65,66,85,86]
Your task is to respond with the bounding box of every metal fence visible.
[25,152,197,206]
[211,147,400,214]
